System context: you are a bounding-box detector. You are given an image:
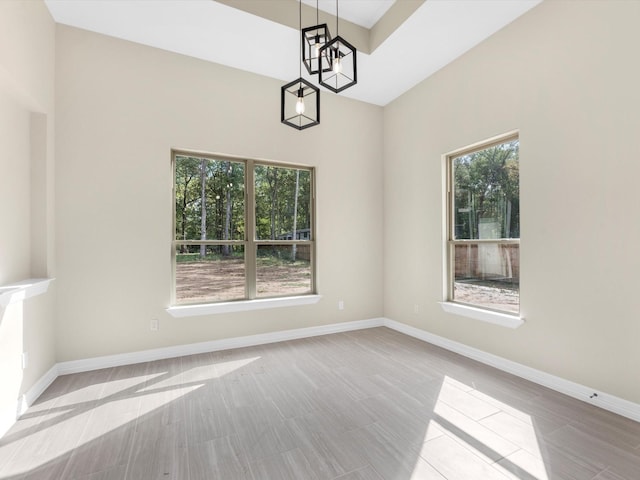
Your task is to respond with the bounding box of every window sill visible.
[167,294,322,318]
[439,302,524,329]
[0,278,54,308]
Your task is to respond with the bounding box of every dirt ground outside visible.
[454,282,519,313]
[177,258,517,312]
[176,258,311,304]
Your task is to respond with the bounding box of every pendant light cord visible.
[299,0,302,78]
[336,0,339,36]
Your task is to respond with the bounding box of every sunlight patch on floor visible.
[2,357,262,477]
[49,371,166,404]
[98,371,167,396]
[181,355,262,381]
[2,383,202,478]
[426,376,549,480]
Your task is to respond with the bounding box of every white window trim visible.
[439,301,524,329]
[444,131,521,322]
[172,151,316,307]
[167,294,322,317]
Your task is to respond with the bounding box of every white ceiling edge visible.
[44,0,542,106]
[45,1,299,81]
[351,0,543,105]
[300,0,396,29]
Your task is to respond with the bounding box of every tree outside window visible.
[173,153,315,305]
[448,136,520,314]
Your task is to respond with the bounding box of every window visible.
[172,152,315,305]
[446,134,519,314]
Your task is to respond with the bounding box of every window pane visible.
[453,140,519,240]
[175,245,245,303]
[254,165,312,240]
[256,245,311,298]
[175,156,245,241]
[453,243,519,313]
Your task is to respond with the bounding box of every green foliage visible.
[176,253,201,263]
[453,140,519,239]
[256,256,309,268]
[175,156,245,245]
[254,166,311,240]
[175,157,200,241]
[176,157,312,246]
[176,246,244,263]
[257,244,308,265]
[175,155,313,270]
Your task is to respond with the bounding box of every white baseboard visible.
[1,318,384,440]
[383,318,640,423]
[4,315,638,442]
[57,318,386,375]
[19,365,59,414]
[0,364,59,439]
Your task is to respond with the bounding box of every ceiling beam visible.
[213,0,424,55]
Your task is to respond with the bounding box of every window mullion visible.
[246,159,257,299]
[173,151,315,306]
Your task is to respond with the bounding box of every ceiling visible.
[44,0,542,106]
[300,0,396,29]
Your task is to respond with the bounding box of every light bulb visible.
[333,56,342,74]
[314,35,321,59]
[295,96,305,115]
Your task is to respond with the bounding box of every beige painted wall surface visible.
[55,26,384,362]
[0,90,31,284]
[384,0,640,403]
[0,0,56,433]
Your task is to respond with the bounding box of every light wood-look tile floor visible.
[1,327,640,479]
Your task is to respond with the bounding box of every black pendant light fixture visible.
[319,0,357,93]
[302,0,332,75]
[281,0,320,130]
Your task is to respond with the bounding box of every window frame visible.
[171,150,316,307]
[444,132,521,318]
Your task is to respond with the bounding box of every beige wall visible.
[6,0,639,418]
[54,26,384,361]
[383,0,640,404]
[0,0,56,432]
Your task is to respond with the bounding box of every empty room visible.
[1,0,640,478]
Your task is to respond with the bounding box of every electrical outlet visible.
[338,300,344,311]
[21,352,29,369]
[150,318,159,331]
[414,304,420,314]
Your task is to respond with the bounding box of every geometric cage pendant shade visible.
[281,0,320,130]
[281,77,320,130]
[319,35,357,94]
[302,23,332,75]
